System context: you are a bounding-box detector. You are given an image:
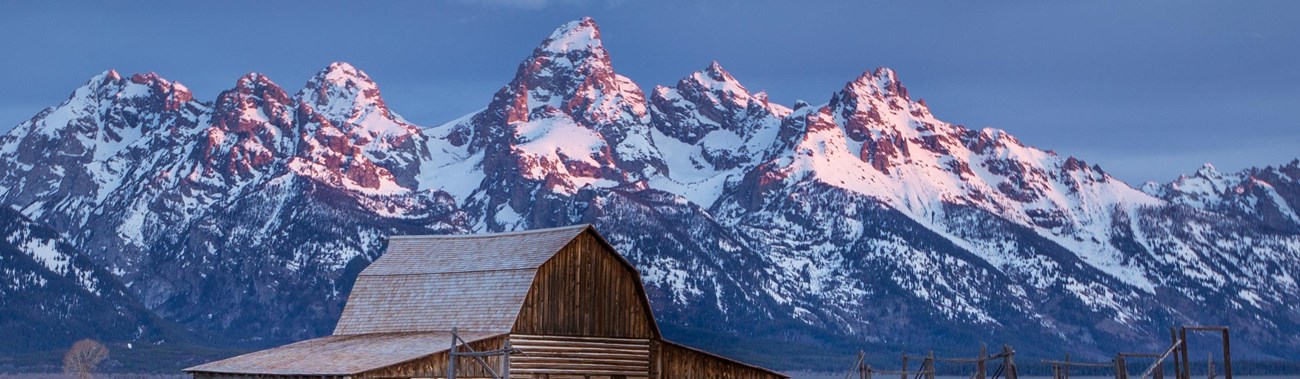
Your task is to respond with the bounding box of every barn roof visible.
[333,224,597,335]
[184,331,500,376]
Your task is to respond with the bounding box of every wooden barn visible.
[186,225,786,379]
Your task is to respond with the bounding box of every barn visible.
[185,225,787,379]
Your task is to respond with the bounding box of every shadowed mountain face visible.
[1,17,1298,369]
[0,207,174,353]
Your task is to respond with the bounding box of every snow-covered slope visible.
[1,17,1297,368]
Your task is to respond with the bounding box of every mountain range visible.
[1,17,1298,371]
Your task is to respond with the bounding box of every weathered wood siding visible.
[512,231,657,339]
[509,334,651,378]
[656,341,787,379]
[355,335,506,379]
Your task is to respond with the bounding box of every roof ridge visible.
[387,224,591,240]
[356,267,537,277]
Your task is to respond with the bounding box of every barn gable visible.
[513,229,659,338]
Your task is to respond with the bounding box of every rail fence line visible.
[844,325,1233,379]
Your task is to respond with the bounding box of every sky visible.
[1,1,1296,184]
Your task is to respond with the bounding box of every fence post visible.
[502,337,511,379]
[857,351,866,379]
[901,355,909,379]
[1221,329,1232,379]
[926,351,935,379]
[1065,353,1071,379]
[1001,346,1012,379]
[449,328,459,379]
[1180,328,1190,379]
[1169,328,1181,379]
[977,344,987,379]
[1004,345,1018,379]
[1116,354,1127,379]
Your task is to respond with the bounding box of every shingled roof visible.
[333,224,592,335]
[185,331,500,376]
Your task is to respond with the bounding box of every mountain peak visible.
[841,67,906,99]
[325,61,359,72]
[300,62,384,117]
[312,62,376,88]
[873,67,897,82]
[296,61,418,154]
[128,72,182,92]
[484,16,644,141]
[128,72,194,107]
[1196,163,1221,178]
[704,60,727,78]
[692,61,743,89]
[540,17,602,54]
[74,70,124,93]
[215,73,292,128]
[509,17,617,99]
[97,69,122,84]
[235,72,280,91]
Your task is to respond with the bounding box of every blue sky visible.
[2,1,1296,183]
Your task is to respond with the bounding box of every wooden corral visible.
[186,225,786,379]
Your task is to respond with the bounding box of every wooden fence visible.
[845,345,1019,379]
[846,325,1233,379]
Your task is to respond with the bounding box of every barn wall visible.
[656,341,787,379]
[512,231,656,339]
[509,334,651,378]
[355,335,507,379]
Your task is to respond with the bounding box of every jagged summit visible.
[304,62,380,99]
[839,67,910,100]
[509,17,624,107]
[451,17,653,193]
[217,73,291,118]
[649,60,787,154]
[298,61,395,129]
[1196,162,1221,177]
[317,62,371,81]
[538,16,602,54]
[73,69,136,96]
[71,70,192,104]
[701,61,732,82]
[223,73,293,116]
[685,61,749,99]
[94,69,123,84]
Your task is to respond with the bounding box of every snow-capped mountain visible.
[1,17,1297,369]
